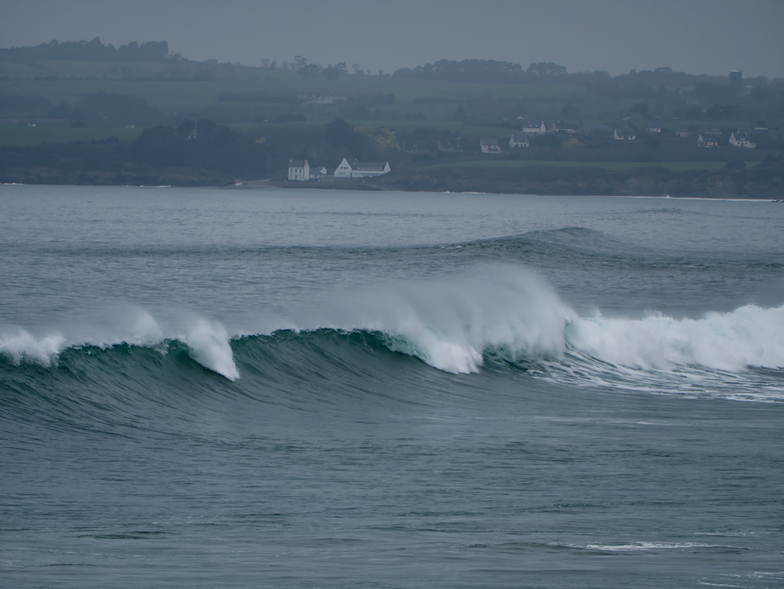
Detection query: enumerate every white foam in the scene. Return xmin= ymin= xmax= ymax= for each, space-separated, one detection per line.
xmin=568 ymin=305 xmax=784 ymax=372
xmin=281 ymin=266 xmax=783 ymax=401
xmin=1 ymin=310 xmax=240 ymax=382
xmin=0 ymin=330 xmax=67 ymax=366
xmin=583 ymin=542 xmax=719 ymax=552
xmin=182 ymin=318 xmax=240 ymax=381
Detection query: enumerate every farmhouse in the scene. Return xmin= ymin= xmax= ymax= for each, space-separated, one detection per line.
xmin=729 ymin=132 xmax=756 ymax=148
xmin=480 ymin=138 xmax=501 ymax=153
xmin=613 ymin=127 xmax=636 ymax=140
xmin=288 ymin=159 xmax=309 ymax=181
xmin=509 ymin=134 xmax=530 ymax=148
xmin=520 ymin=119 xmax=547 ymax=135
xmin=334 ymin=158 xmax=391 ymax=178
xmin=698 ymin=132 xmax=721 ymax=148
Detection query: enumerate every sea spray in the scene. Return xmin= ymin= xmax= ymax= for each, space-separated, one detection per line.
xmin=285 ymin=265 xmax=572 ymax=374
xmin=182 ymin=318 xmax=240 ymax=381
xmin=0 ymin=329 xmax=66 ymax=366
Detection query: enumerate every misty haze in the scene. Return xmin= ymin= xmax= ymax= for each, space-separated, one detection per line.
xmin=1 ymin=2 xmax=784 ymax=588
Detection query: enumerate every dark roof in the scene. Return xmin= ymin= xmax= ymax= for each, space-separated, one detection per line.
xmin=351 ymin=161 xmax=388 ymax=171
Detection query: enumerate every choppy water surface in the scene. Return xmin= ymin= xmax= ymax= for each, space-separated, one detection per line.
xmin=1 ymin=185 xmax=783 ymax=588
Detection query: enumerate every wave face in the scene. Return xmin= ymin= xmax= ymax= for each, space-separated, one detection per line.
xmin=2 ymin=266 xmax=783 ymax=403
xmin=3 ymin=188 xmax=784 ymax=589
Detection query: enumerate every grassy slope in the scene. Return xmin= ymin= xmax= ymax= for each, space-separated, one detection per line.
xmin=416 ymin=160 xmax=740 ymax=172
xmin=0 ymin=125 xmax=142 ymax=147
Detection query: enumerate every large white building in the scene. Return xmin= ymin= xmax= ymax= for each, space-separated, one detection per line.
xmin=288 ymin=159 xmax=309 ymax=181
xmin=334 ymin=158 xmax=391 ymax=178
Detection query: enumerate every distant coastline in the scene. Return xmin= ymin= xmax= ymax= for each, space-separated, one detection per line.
xmin=3 ymin=164 xmax=782 ymax=199
xmin=1 ymin=40 xmax=782 ymax=198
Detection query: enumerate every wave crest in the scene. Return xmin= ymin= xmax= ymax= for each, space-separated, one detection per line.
xmin=1 ymin=312 xmax=239 ymax=381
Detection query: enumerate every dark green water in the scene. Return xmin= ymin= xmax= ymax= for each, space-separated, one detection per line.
xmin=1 ymin=185 xmax=783 ymax=588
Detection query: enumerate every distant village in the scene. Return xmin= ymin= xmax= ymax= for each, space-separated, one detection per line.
xmin=481 ymin=114 xmax=765 ymax=155
xmin=289 ymin=113 xmax=763 ymax=182
xmin=475 ymin=114 xmax=765 ymax=153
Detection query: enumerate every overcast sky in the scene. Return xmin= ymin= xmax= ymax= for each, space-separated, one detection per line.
xmin=3 ymin=0 xmax=783 ymax=78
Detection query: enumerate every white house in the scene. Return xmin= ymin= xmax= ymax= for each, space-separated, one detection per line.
xmin=698 ymin=133 xmax=721 ymax=148
xmin=520 ymin=120 xmax=546 ymax=135
xmin=288 ymin=159 xmax=309 ymax=181
xmin=309 ymin=166 xmax=328 ymax=178
xmin=334 ymin=158 xmax=353 ymax=178
xmin=614 ymin=127 xmax=636 ymax=140
xmin=334 ymin=158 xmax=391 ymax=178
xmin=729 ymin=132 xmax=756 ymax=148
xmin=509 ymin=134 xmax=530 ymax=148
xmin=480 ymin=138 xmax=501 ymax=153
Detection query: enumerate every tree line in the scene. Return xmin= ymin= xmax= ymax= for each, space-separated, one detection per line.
xmin=0 ymin=118 xmax=268 ymax=185
xmin=0 ymin=38 xmax=170 ymax=63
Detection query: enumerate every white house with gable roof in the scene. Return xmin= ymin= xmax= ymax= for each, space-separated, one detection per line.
xmin=480 ymin=138 xmax=501 ymax=153
xmin=509 ymin=134 xmax=530 ymax=148
xmin=334 ymin=158 xmax=391 ymax=178
xmin=729 ymin=132 xmax=756 ymax=148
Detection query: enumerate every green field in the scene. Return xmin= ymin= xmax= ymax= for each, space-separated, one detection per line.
xmin=0 ymin=58 xmax=587 ymax=129
xmin=0 ymin=64 xmax=583 ymax=107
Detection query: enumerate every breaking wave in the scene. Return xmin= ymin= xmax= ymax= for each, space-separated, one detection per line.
xmin=1 ymin=266 xmax=782 ymax=400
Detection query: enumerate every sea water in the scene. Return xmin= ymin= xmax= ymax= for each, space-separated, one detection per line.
xmin=1 ymin=185 xmax=783 ymax=588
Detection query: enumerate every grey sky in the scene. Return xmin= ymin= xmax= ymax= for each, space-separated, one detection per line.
xmin=3 ymin=0 xmax=783 ymax=78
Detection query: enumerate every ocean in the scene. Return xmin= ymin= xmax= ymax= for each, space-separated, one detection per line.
xmin=1 ymin=184 xmax=783 ymax=588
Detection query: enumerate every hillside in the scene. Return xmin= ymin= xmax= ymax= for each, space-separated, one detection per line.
xmin=1 ymin=39 xmax=783 ymax=195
